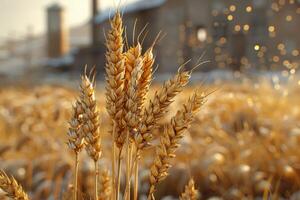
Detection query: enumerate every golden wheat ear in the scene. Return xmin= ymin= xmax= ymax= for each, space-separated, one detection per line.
xmin=180 ymin=179 xmax=200 ymax=200
xmin=136 ymin=70 xmax=191 ymax=152
xmin=79 ymin=71 xmax=102 ymax=162
xmin=148 ymin=91 xmax=206 ymax=199
xmin=78 ymin=68 xmax=102 ymax=200
xmin=105 ymin=10 xmax=126 ymax=148
xmin=124 ymin=43 xmax=142 ymax=89
xmin=0 ymin=170 xmax=29 ymax=200
xmin=123 ymin=43 xmax=143 ymax=135
xmin=66 ymin=99 xmax=85 ymax=200
xmin=136 ymin=47 xmax=155 ymax=115
xmin=67 ymin=100 xmax=84 ymax=154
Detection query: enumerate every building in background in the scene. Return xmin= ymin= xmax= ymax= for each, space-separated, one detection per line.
xmin=48 ymin=0 xmax=300 ymax=73
xmin=47 ymin=4 xmax=69 ymax=58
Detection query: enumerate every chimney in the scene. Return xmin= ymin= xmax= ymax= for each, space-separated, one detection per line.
xmin=47 ymin=4 xmax=69 ymax=58
xmin=92 ymin=0 xmax=100 ymax=47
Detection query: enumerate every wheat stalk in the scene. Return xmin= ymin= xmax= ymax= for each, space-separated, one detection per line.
xmin=79 ymin=72 xmax=102 ymax=200
xmin=0 ymin=170 xmax=29 ymax=200
xmin=148 ymin=92 xmax=206 ymax=199
xmin=80 ymin=73 xmax=102 ymax=162
xmin=124 ymin=56 xmax=144 ymax=200
xmin=104 ymin=11 xmax=127 ymax=200
xmin=67 ymin=100 xmax=85 ymax=200
xmin=180 ymin=179 xmax=199 ymax=200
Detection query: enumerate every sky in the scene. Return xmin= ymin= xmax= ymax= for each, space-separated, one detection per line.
xmin=0 ymin=0 xmax=137 ymax=43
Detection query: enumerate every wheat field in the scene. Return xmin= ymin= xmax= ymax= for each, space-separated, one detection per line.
xmin=1 ymin=11 xmax=300 ymax=200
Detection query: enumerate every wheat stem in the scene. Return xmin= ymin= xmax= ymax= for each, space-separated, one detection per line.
xmin=94 ymin=161 xmax=99 ymax=200
xmin=74 ymin=153 xmax=79 ymax=200
xmin=133 ymin=159 xmax=139 ymax=200
xmin=116 ymin=148 xmax=123 ymax=200
xmin=112 ymin=122 xmax=116 ymax=200
xmin=124 ymin=130 xmax=130 ymax=200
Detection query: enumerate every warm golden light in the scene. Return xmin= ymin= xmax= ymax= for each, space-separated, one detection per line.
xmin=292 ymin=50 xmax=299 ymax=56
xmin=229 ymin=5 xmax=236 ymax=12
xmin=197 ymin=27 xmax=207 ymax=42
xmin=277 ymin=43 xmax=285 ymax=50
xmin=243 ymin=24 xmax=250 ymax=31
xmin=254 ymin=44 xmax=260 ymax=51
xmin=227 ymin=15 xmax=233 ymax=21
xmin=273 ymin=56 xmax=280 ymax=62
xmin=268 ymin=26 xmax=275 ymax=32
xmin=234 ymin=25 xmax=241 ymax=32
xmin=246 ymin=6 xmax=252 ymax=12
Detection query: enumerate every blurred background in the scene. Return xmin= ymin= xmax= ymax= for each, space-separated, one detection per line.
xmin=1 ymin=1 xmax=300 ymax=200
xmin=0 ymin=0 xmax=299 ymax=85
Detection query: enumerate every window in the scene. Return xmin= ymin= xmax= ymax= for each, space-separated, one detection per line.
xmin=197 ymin=26 xmax=207 ymax=42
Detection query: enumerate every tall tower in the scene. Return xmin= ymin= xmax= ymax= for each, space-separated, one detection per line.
xmin=47 ymin=4 xmax=69 ymax=58
xmin=92 ymin=0 xmax=100 ymax=47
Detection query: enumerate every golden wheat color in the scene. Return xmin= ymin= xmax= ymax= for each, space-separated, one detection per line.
xmin=79 ymin=72 xmax=102 ymax=200
xmin=79 ymin=73 xmax=102 ymax=162
xmin=0 ymin=10 xmax=210 ymax=200
xmin=136 ymin=47 xmax=154 ymax=113
xmin=180 ymin=179 xmax=199 ymax=200
xmin=148 ymin=92 xmax=206 ymax=199
xmin=67 ymin=100 xmax=84 ymax=154
xmin=99 ymin=170 xmax=112 ymax=200
xmin=67 ymin=99 xmax=85 ymax=200
xmin=105 ymin=11 xmax=126 ymax=148
xmin=136 ymin=71 xmax=191 ymax=151
xmin=0 ymin=170 xmax=29 ymax=200
xmin=124 ymin=43 xmax=142 ymax=90
xmin=124 ymin=57 xmax=144 ymax=134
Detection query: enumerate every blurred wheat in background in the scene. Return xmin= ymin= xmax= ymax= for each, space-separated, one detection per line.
xmin=0 ymin=0 xmax=300 ymax=200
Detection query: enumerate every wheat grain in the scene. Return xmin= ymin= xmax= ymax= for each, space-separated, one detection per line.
xmin=137 ymin=47 xmax=154 ymax=115
xmin=148 ymin=92 xmax=206 ymax=199
xmin=0 ymin=170 xmax=29 ymax=200
xmin=105 ymin=11 xmax=126 ymax=148
xmin=124 ymin=57 xmax=144 ymax=135
xmin=67 ymin=100 xmax=84 ymax=154
xmin=124 ymin=43 xmax=142 ymax=90
xmin=180 ymin=179 xmax=199 ymax=200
